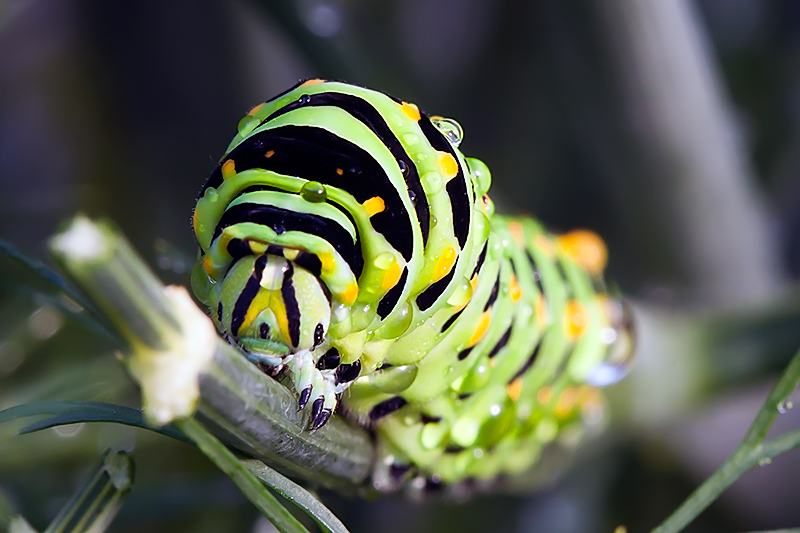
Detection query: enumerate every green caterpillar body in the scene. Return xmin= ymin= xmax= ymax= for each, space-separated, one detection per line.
xmin=192 ymin=80 xmax=633 ymax=491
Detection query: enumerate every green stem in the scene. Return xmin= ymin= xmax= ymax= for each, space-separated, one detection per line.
xmin=176 ymin=417 xmax=310 ymax=533
xmin=43 ymin=450 xmax=133 ymax=533
xmin=653 ymin=347 xmax=800 ymax=533
xmin=47 ymin=216 xmax=373 ymax=490
xmin=242 ymin=459 xmax=350 ymax=533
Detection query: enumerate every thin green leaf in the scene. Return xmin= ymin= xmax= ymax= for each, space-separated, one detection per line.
xmin=0 ymin=401 xmax=189 ymax=444
xmin=0 ymin=238 xmax=95 ymax=312
xmin=242 ymin=459 xmax=350 ymax=533
xmin=653 ymin=345 xmax=800 ymax=533
xmin=176 ymin=417 xmax=310 ymax=533
xmin=0 ymin=238 xmax=119 ymax=342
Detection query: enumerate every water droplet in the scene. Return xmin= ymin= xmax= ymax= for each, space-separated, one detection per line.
xmin=778 ymin=400 xmax=793 ymax=414
xmin=53 ymin=423 xmax=85 ymax=438
xmin=489 ymin=404 xmax=501 ymax=417
xmin=299 ymin=94 xmax=312 ymax=105
xmin=373 ymin=252 xmax=395 ymax=270
xmin=421 ymin=171 xmax=443 ymax=194
xmin=204 ymin=188 xmax=219 ymax=202
xmin=237 ymin=115 xmax=259 ymax=136
xmin=300 ymin=181 xmax=327 ymax=203
xmin=274 ymin=224 xmax=286 ymax=234
xmin=408 ymin=189 xmax=417 ymax=206
xmin=431 ymin=116 xmax=464 ymax=147
xmin=398 ymin=159 xmax=408 ymax=175
xmin=758 ymin=457 xmax=772 ymax=467
xmin=447 ymin=278 xmax=473 ymax=307
xmin=403 ymin=133 xmax=419 ymax=145
xmin=466 ymin=157 xmax=492 ymax=196
xmin=332 ymin=303 xmax=350 ymax=323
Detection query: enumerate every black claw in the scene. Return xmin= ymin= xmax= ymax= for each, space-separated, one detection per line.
xmin=298 ymin=386 xmax=312 ymax=411
xmin=310 ymin=397 xmax=324 ymax=422
xmin=310 ymin=408 xmax=332 ymax=430
xmin=335 ymin=360 xmax=361 ymax=384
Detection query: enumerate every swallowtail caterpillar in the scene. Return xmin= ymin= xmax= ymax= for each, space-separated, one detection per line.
xmin=191 ymin=80 xmax=634 ymax=490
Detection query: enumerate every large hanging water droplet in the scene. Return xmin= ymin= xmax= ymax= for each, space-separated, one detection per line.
xmin=431 ymin=116 xmax=464 ymax=147
xmin=300 ymin=181 xmax=327 ymax=203
xmin=398 ymin=159 xmax=408 ymax=175
xmin=299 ymin=94 xmax=312 ymax=105
xmin=585 ymin=301 xmax=635 ymax=387
xmin=408 ymin=189 xmax=417 ymax=206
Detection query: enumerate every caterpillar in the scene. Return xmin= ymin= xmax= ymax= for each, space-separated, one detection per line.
xmin=191 ymin=80 xmax=633 ymax=491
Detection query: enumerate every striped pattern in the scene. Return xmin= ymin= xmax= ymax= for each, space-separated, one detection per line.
xmin=192 ymin=80 xmax=634 ymax=494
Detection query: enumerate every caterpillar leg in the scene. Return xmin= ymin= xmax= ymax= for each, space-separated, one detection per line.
xmin=289 ymin=350 xmax=337 ymax=430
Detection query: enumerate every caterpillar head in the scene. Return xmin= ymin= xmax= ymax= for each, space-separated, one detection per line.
xmin=211 ymin=254 xmax=330 ymax=360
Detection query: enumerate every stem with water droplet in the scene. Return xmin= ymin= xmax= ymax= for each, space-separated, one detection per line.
xmin=652 ymin=346 xmax=800 ymax=533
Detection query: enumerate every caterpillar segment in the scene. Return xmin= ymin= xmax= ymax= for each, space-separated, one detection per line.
xmin=192 ymin=80 xmax=634 ymax=490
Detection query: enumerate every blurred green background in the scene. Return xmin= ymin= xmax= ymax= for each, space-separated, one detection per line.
xmin=3 ymin=0 xmax=800 ymax=531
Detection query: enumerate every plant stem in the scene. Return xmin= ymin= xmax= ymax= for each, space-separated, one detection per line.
xmin=43 ymin=449 xmax=133 ymax=533
xmin=177 ymin=417 xmax=310 ymax=533
xmin=242 ymin=459 xmax=350 ymax=533
xmin=653 ymin=346 xmax=800 ymax=533
xmin=47 ymin=217 xmax=373 ymax=490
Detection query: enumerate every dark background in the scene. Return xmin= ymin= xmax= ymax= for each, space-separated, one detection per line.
xmin=2 ymin=1 xmax=800 ymax=531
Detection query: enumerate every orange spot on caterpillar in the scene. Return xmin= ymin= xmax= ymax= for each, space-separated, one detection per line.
xmin=399 ymin=101 xmax=420 ymax=121
xmin=342 ymin=284 xmax=359 ymax=305
xmin=265 ymin=150 xmax=275 ymax=158
xmin=203 ymin=255 xmax=215 ymax=277
xmin=434 ymin=246 xmax=457 ymax=281
xmin=382 ymin=262 xmax=403 ymax=291
xmin=192 ymin=208 xmax=200 ymax=235
xmin=557 ymin=230 xmax=608 ymax=276
xmin=537 ymin=386 xmax=552 ymax=405
xmin=555 ymin=387 xmax=580 ymax=418
xmin=468 ymin=310 xmax=492 ymax=346
xmin=507 ymin=379 xmax=523 ymax=401
xmin=508 ymin=222 xmax=524 ymax=244
xmin=436 ymin=152 xmax=458 ymax=179
xmin=564 ymin=300 xmax=588 ymax=339
xmin=336 ymin=168 xmax=344 ymax=176
xmin=319 ymin=252 xmax=336 ymax=274
xmin=302 ymin=79 xmax=325 ymax=86
xmin=221 ymin=159 xmax=236 ymax=179
xmin=248 ymin=103 xmax=265 ymax=116
xmin=470 ymin=274 xmax=479 ymax=294
xmin=363 ymin=196 xmax=385 ymax=217
xmin=510 ymin=275 xmax=522 ymax=302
